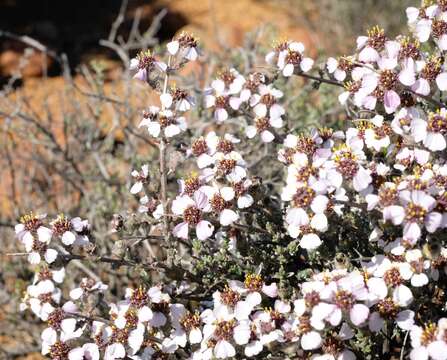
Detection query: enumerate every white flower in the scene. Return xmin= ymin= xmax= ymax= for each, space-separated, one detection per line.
xmin=172 ymin=191 xmax=214 ymax=240
xmin=27 ymin=280 xmax=62 ymax=320
xmin=385 ymin=190 xmax=439 ymax=242
xmin=422 ymin=110 xmax=447 ymax=151
xmin=167 ymin=32 xmax=199 ymax=61
xmin=50 ymin=215 xmax=90 ymax=246
xmin=204 ymin=69 xmax=245 ymax=122
xmin=250 ymin=84 xmax=285 ymax=119
xmin=170 ymin=304 xmax=202 ymax=346
xmin=139 ymin=107 xmax=187 ymax=138
xmin=130 ymin=51 xmax=167 ymax=81
xmin=201 ymin=185 xmax=239 ymax=226
xmin=139 ymin=196 xmax=164 ymax=219
xmin=70 ymin=278 xmax=108 ymax=300
xmin=401 ymin=249 xmax=430 ymax=287
xmin=68 ymin=343 xmax=100 ymax=360
xmin=104 ymin=342 xmax=126 ymax=360
xmin=15 ymin=213 xmax=51 ymax=243
xmin=246 ymin=116 xmax=283 ymax=143
xmin=201 ymin=307 xmax=236 ymax=359
xmin=326 ymin=56 xmax=353 ymax=81
xmin=130 ymin=164 xmax=149 ymax=194
xmin=410 ymin=322 xmax=447 ymax=360
xmin=214 ymin=151 xmax=247 ymax=183
xmin=274 ymin=41 xmax=313 ymax=76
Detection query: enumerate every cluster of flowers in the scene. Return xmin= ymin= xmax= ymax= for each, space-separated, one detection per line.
xmin=129 ymin=32 xmax=201 ymax=219
xmin=171 ymin=130 xmax=255 ymax=241
xmin=15 ymin=1 xmax=447 ymax=359
xmin=15 ymin=213 xmax=90 ymax=265
xmin=18 ymin=213 xmax=447 ymax=360
xmin=331 ymin=12 xmax=447 ymax=122
xmin=205 ymin=69 xmax=287 ymax=143
xmin=278 ymin=113 xmax=447 ymax=250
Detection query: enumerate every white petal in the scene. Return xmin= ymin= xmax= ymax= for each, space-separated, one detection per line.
xmin=301 ymin=331 xmax=322 ymax=350
xmin=311 ymin=195 xmax=329 ymax=213
xmin=105 ymin=343 xmax=126 ymax=360
xmin=353 ymin=167 xmax=372 ymax=191
xmin=359 ymin=47 xmax=379 ymax=63
xmin=128 ymin=327 xmax=144 ymax=354
xmin=286 ymin=208 xmax=309 ymax=226
xmin=436 ymin=72 xmax=447 ymax=91
xmin=37 ymin=227 xmax=52 ymax=243
xmin=393 ymin=284 xmax=413 ymax=306
xmin=262 ymin=283 xmax=278 ymax=298
xmin=147 ymin=122 xmax=161 ymax=137
xmin=310 ymin=213 xmax=328 ymax=232
xmin=172 ymin=222 xmax=189 ymax=239
xmin=234 ymin=300 xmax=252 ymax=320
xmin=164 ymin=124 xmax=181 ymax=138
xmin=221 ymin=187 xmax=235 ymax=201
xmin=219 ymin=209 xmax=239 ymax=226
xmin=138 ymin=306 xmax=153 ymax=322
xmin=62 ymin=231 xmax=76 ymax=245
xmin=229 ymin=97 xmax=242 ymax=110
xmin=237 ymin=194 xmax=253 ymax=209
xmin=411 ymin=273 xmax=428 ymax=287
xmin=68 ymin=348 xmax=84 ymax=360
xmin=349 ymin=304 xmax=369 ymax=326
xmin=282 ymin=63 xmax=294 ymax=77
xmin=416 ymin=19 xmax=432 ymax=42
xmin=214 ymin=340 xmax=235 ymax=359
xmin=215 ymin=108 xmax=228 ymax=122
xmin=167 ymin=40 xmax=179 ymax=55
xmin=41 ymin=327 xmax=57 ymax=344
xmin=44 ymin=249 xmax=58 ymax=264
xmin=246 ymin=126 xmax=257 ymax=139
xmin=300 ymin=233 xmax=322 ymax=250
xmin=160 ymin=93 xmax=173 ymax=109
xmin=246 ymin=292 xmax=262 ymax=307
xmin=368 ymin=312 xmax=384 ymax=332
xmin=233 ymin=321 xmax=251 ymax=345
xmin=211 ymin=79 xmax=225 ymax=94
xmin=396 ymin=310 xmax=414 ymax=330
xmin=300 ymin=58 xmax=314 ymax=72
xmin=261 ymin=130 xmax=275 ymax=143
xmin=28 ymin=252 xmax=41 ymax=264
xmin=189 ymin=328 xmax=202 ymax=344
xmin=196 ymin=220 xmax=214 ymax=240
xmin=269 ymin=116 xmax=283 ymax=128
xmin=197 ymin=153 xmax=214 ymax=169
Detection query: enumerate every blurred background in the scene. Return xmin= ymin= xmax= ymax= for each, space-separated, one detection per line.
xmin=0 ymin=0 xmax=417 ymax=358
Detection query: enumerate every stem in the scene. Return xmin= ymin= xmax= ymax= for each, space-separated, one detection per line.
xmin=406 ymin=88 xmax=444 ymax=109
xmin=66 ymin=312 xmax=162 ymax=344
xmin=232 ymin=222 xmax=270 ymax=235
xmin=350 ymin=61 xmax=444 ymax=108
xmin=400 ymin=330 xmax=409 ymax=360
xmin=294 ymin=71 xmax=344 ymax=88
xmin=59 ymin=253 xmax=164 ymax=272
xmin=159 ymin=56 xmax=173 ymax=260
xmin=294 ymin=65 xmax=445 ymax=109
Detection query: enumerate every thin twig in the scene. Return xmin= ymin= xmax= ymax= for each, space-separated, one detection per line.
xmin=400 ymin=330 xmax=410 ymax=360
xmin=108 ymin=0 xmax=128 ymax=42
xmin=159 ymin=57 xmax=173 ymax=259
xmin=294 ymin=71 xmax=344 ymax=87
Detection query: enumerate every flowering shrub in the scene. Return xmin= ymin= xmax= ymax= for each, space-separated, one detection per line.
xmin=14 ymin=2 xmax=447 ymax=359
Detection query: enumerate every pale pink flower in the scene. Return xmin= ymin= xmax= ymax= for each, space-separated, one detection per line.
xmin=172 ymin=191 xmax=214 ymax=240
xmin=167 ymin=32 xmax=199 ymax=61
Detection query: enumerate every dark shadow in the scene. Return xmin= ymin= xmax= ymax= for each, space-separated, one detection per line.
xmin=0 ymin=0 xmax=188 ymax=85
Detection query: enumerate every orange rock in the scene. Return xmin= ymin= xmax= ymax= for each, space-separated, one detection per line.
xmin=0 ymin=49 xmax=53 ymax=78
xmin=155 ymin=0 xmax=317 ymax=55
